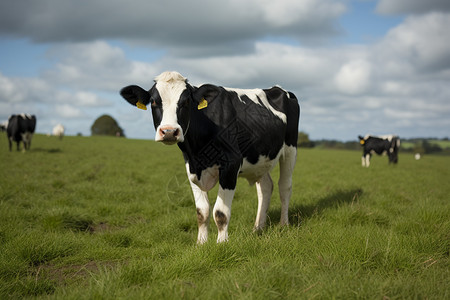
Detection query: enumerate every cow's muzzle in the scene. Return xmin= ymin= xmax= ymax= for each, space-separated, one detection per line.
xmin=156 ymin=125 xmax=183 ymax=144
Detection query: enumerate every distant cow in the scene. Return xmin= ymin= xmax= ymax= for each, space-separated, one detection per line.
xmin=0 ymin=121 xmax=7 ymax=132
xmin=53 ymin=124 xmax=65 ymax=139
xmin=358 ymin=135 xmax=400 ymax=167
xmin=6 ymin=114 xmax=37 ymax=152
xmin=121 ymin=71 xmax=300 ymax=243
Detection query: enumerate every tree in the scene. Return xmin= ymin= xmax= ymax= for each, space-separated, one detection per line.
xmin=91 ymin=115 xmax=125 ymax=137
xmin=411 ymin=139 xmax=443 ymax=155
xmin=298 ymin=131 xmax=315 ymax=148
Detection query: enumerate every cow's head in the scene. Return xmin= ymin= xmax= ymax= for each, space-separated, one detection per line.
xmin=358 ymin=135 xmax=366 ymax=145
xmin=120 ymin=71 xmax=193 ymax=145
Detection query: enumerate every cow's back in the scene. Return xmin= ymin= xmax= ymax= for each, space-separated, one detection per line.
xmin=223 ymin=86 xmax=298 ymax=163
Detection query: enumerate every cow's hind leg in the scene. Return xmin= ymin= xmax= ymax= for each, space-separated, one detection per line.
xmin=254 ymin=172 xmax=273 ymax=232
xmin=278 ymin=145 xmax=297 ymax=226
xmin=188 ymin=180 xmax=210 ymax=244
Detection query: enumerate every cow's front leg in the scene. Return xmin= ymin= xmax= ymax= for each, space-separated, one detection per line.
xmin=365 ymin=154 xmax=371 ymax=167
xmin=188 ymin=180 xmax=210 ymax=244
xmin=214 ymin=163 xmax=239 ymax=242
xmin=213 ymin=185 xmax=236 ymax=243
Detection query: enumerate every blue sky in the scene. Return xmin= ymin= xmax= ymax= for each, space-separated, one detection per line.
xmin=1 ymin=0 xmax=449 ymax=141
xmin=339 ymin=1 xmax=403 ymax=43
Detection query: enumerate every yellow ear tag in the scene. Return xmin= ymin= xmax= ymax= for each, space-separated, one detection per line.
xmin=198 ymin=98 xmax=208 ymax=110
xmin=136 ymin=101 xmax=147 ymax=110
xmin=360 ymin=140 xmax=365 ymax=145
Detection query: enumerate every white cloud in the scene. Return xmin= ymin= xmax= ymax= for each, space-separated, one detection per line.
xmin=376 ymin=0 xmax=450 ymax=15
xmin=44 ymin=41 xmax=134 ymax=91
xmin=0 ymin=73 xmax=18 ymax=101
xmin=54 ymin=104 xmax=83 ymax=118
xmin=376 ymin=13 xmax=450 ymax=73
xmin=0 ymin=73 xmax=52 ymax=105
xmin=0 ymin=0 xmax=347 ymax=54
xmin=73 ymin=91 xmax=107 ymax=107
xmin=334 ymin=59 xmax=372 ymax=95
xmin=246 ymin=0 xmax=346 ymax=29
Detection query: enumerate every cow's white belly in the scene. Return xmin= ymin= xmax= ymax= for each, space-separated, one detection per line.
xmin=21 ymin=132 xmax=33 ymax=143
xmin=187 ymin=164 xmax=219 ymax=192
xmin=239 ymin=151 xmax=282 ymax=185
xmin=186 ymin=149 xmax=282 ymax=190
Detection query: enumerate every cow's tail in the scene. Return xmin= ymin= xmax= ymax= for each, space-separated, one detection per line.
xmin=285 ymin=92 xmax=300 ymax=147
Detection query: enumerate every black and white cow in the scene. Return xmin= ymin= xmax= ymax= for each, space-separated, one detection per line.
xmin=358 ymin=135 xmax=400 ymax=167
xmin=0 ymin=121 xmax=7 ymax=132
xmin=6 ymin=114 xmax=37 ymax=152
xmin=121 ymin=71 xmax=300 ymax=243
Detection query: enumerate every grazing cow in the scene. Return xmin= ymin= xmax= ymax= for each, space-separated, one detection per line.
xmin=358 ymin=135 xmax=400 ymax=167
xmin=53 ymin=124 xmax=65 ymax=139
xmin=0 ymin=121 xmax=7 ymax=132
xmin=120 ymin=71 xmax=300 ymax=243
xmin=6 ymin=114 xmax=37 ymax=152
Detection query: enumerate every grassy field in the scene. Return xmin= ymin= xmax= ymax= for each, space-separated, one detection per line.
xmin=1 ymin=134 xmax=449 ymax=299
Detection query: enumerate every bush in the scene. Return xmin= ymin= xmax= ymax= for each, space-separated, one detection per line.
xmin=91 ymin=115 xmax=125 ymax=137
xmin=298 ymin=131 xmax=315 ymax=148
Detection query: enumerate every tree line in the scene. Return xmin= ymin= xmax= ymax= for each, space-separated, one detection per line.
xmin=89 ymin=116 xmax=449 ymax=155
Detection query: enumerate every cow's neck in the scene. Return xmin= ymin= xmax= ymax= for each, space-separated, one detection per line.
xmin=177 ymin=103 xmax=215 ymax=166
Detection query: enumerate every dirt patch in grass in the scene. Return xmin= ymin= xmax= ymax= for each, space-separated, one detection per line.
xmin=35 ymin=261 xmax=119 ymax=285
xmin=90 ymin=222 xmax=119 ymax=233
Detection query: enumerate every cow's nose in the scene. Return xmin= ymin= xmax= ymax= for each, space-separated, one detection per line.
xmin=158 ymin=126 xmax=181 ymax=144
xmin=161 ymin=128 xmax=179 ymax=138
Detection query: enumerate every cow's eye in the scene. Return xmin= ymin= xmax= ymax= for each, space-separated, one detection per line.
xmin=149 ymin=87 xmax=162 ymax=108
xmin=151 ymin=98 xmax=162 ymax=107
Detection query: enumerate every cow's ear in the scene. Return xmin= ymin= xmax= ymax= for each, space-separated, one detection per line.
xmin=120 ymin=85 xmax=150 ymax=107
xmin=193 ymin=84 xmax=219 ymax=104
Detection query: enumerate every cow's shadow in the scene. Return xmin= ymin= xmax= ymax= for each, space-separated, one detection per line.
xmin=31 ymin=147 xmax=62 ymax=153
xmin=267 ymin=188 xmax=363 ymax=226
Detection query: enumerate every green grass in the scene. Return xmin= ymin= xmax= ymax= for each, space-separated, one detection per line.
xmin=1 ymin=134 xmax=449 ymax=299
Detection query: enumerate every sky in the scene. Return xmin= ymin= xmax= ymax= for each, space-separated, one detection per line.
xmin=1 ymin=0 xmax=449 ymax=141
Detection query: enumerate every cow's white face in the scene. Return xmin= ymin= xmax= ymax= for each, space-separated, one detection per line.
xmin=152 ymin=71 xmax=188 ymax=144
xmin=120 ymin=71 xmax=192 ymax=145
